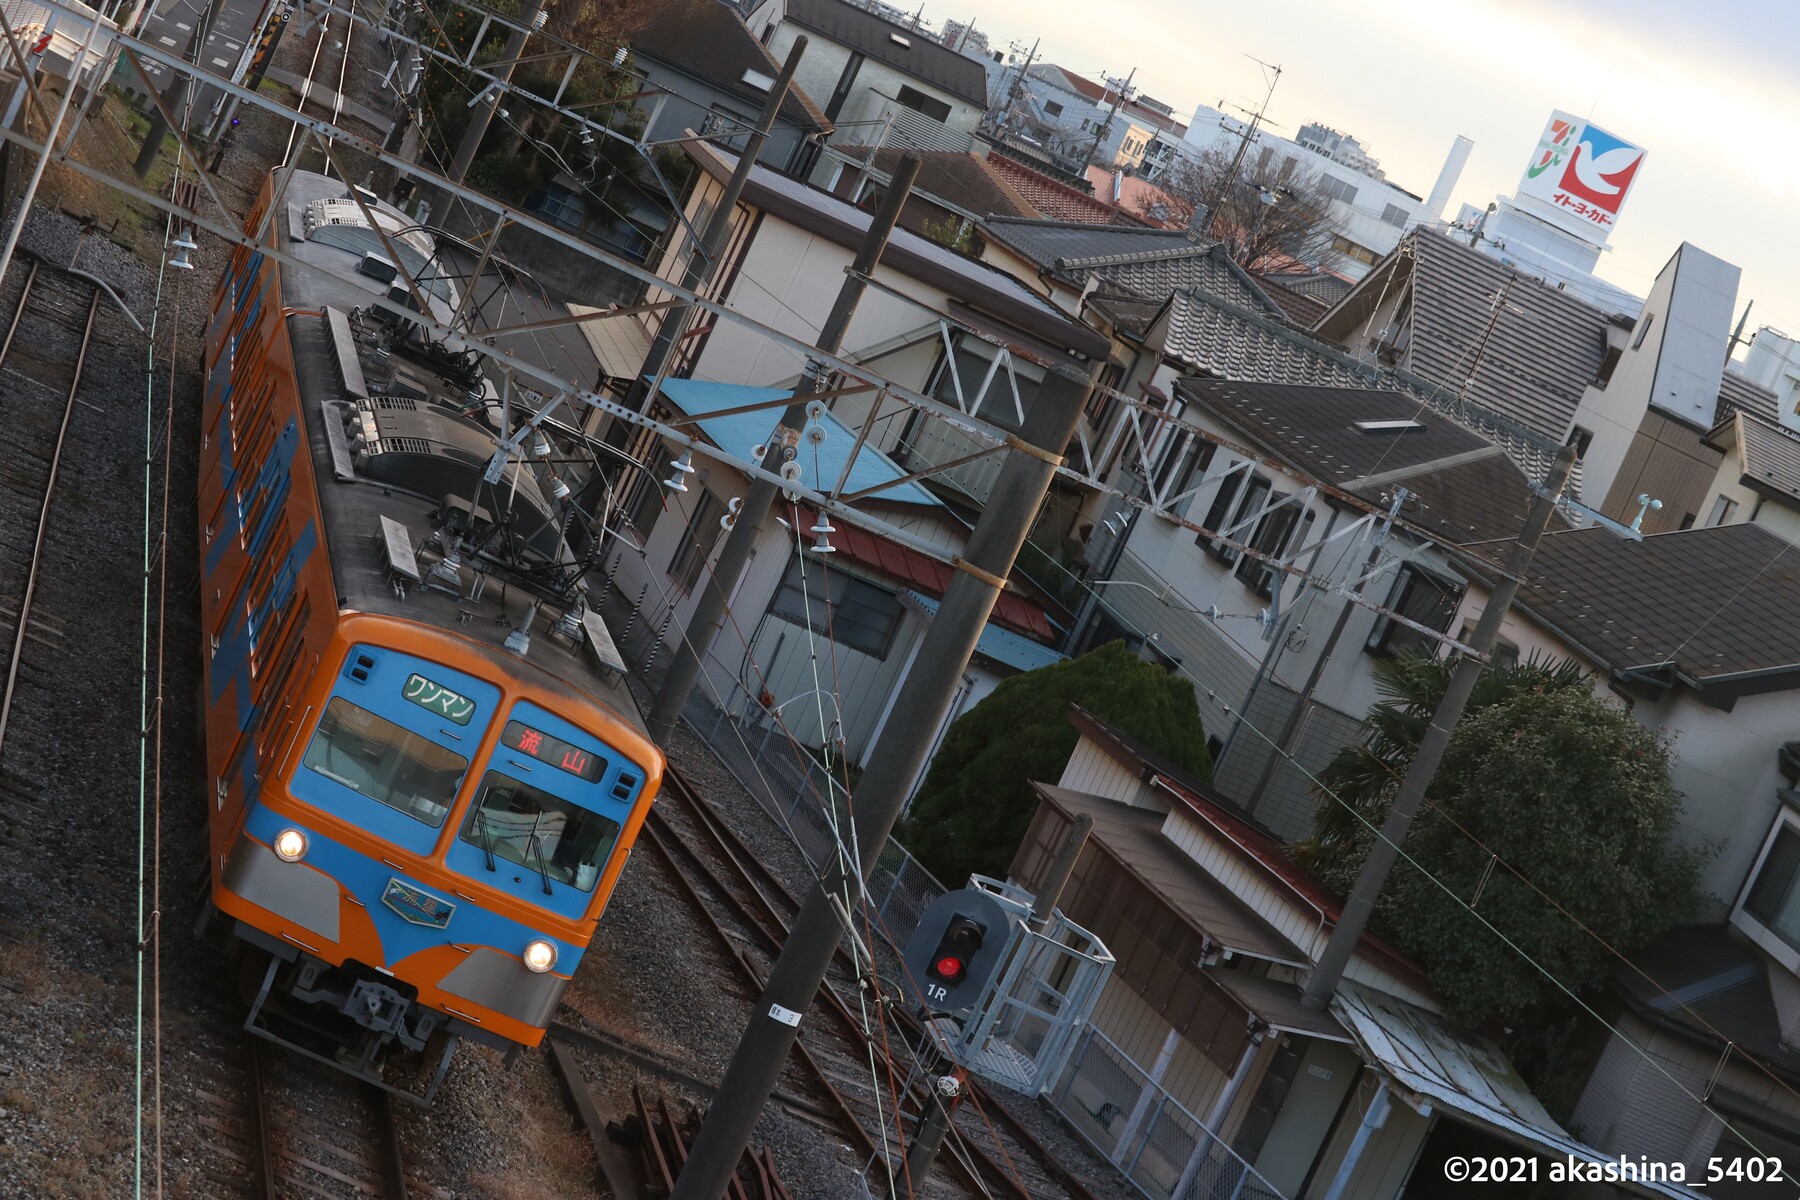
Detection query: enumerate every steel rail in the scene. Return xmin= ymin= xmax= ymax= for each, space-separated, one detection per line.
xmin=0 ymin=281 xmax=98 ymax=765
xmin=664 ymin=766 xmax=1108 ymax=1200
xmin=650 ymin=772 xmax=1070 ymax=1200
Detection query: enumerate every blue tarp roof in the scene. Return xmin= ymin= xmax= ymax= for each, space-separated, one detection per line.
xmin=656 ymin=379 xmax=942 ymax=509
xmin=905 ymin=591 xmax=1064 ymax=674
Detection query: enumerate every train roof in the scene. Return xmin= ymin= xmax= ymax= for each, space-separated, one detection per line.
xmin=274 ymin=172 xmax=646 ymax=734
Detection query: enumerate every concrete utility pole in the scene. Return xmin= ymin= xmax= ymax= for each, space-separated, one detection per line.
xmin=1087 ymin=66 xmax=1134 ymax=168
xmin=1300 ymin=445 xmax=1577 ymax=1011
xmin=643 ymin=153 xmax=921 ymax=746
xmin=1209 ymin=61 xmax=1281 ymax=240
xmin=989 ymin=37 xmax=1035 ymax=138
xmin=666 ymin=365 xmax=1100 ymax=1200
xmin=446 ymin=0 xmax=546 ymax=184
xmin=623 ymin=38 xmax=807 ymax=415
xmin=1244 ymin=488 xmax=1406 ymax=816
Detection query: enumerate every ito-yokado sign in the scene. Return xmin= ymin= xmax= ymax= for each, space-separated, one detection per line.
xmin=1516 ymin=109 xmax=1646 ymax=247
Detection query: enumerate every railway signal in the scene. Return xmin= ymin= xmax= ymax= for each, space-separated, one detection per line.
xmin=901 ymin=889 xmax=1019 ymax=1019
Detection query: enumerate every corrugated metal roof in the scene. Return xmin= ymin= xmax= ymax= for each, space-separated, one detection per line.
xmin=656 ymin=379 xmax=941 ymax=508
xmin=1333 ymin=981 xmax=1695 ymax=1199
xmin=903 ymin=591 xmax=1063 ymax=673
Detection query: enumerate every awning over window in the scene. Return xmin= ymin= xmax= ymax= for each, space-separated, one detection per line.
xmin=1332 ymin=981 xmax=1699 ymax=1199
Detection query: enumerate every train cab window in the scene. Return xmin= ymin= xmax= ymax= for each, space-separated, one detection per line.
xmin=459 ymin=772 xmax=621 ymax=893
xmin=301 ymin=697 xmax=468 ymax=827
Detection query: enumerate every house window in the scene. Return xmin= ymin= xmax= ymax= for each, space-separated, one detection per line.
xmin=1319 ymin=175 xmax=1358 ymax=205
xmin=1044 ymin=100 xmax=1063 ymax=118
xmin=1594 ymin=344 xmax=1623 ymax=389
xmin=1457 ymin=621 xmax=1519 ymax=668
xmin=669 ymin=489 xmax=725 ymax=594
xmin=930 ymin=337 xmax=1044 ymax=433
xmin=1367 ymin=564 xmax=1462 ymax=658
xmin=1566 ymin=425 xmax=1594 ymax=459
xmin=1379 ymin=203 xmax=1408 ymax=227
xmin=768 ymin=556 xmax=904 ymax=659
xmin=1745 ymin=824 xmax=1800 ymax=951
xmin=705 ymin=104 xmax=754 ymax=151
xmin=1200 ymin=469 xmax=1270 ymax=564
xmin=1234 ymin=497 xmax=1312 ymax=599
xmin=895 ymin=85 xmax=952 ymax=123
xmin=1632 ymin=312 xmax=1656 ymax=350
xmin=1331 ymin=234 xmax=1377 ymax=265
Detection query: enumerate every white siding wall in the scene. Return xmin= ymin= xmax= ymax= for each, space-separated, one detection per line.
xmin=1159 ymin=806 xmax=1438 ymax=1009
xmin=1057 ymin=734 xmax=1165 ymax=809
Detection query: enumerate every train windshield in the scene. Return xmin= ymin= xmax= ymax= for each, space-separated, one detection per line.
xmin=458 ymin=772 xmax=621 ymax=893
xmin=301 ymin=697 xmax=468 ymax=828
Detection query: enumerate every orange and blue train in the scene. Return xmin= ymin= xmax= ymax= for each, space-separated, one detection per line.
xmin=198 ymin=167 xmax=662 ymax=1099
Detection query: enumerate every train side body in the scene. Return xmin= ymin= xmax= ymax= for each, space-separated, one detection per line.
xmin=199 ymin=175 xmax=661 ymax=1083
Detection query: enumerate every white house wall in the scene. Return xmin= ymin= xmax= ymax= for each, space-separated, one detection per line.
xmin=765 ymin=20 xmax=982 ymax=151
xmin=1057 ymin=736 xmax=1166 ymax=809
xmin=1299 ymin=1070 xmax=1432 ymax=1200
xmin=1450 ymin=587 xmax=1793 ymax=917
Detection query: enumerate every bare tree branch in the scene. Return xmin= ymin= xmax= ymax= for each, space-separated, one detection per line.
xmin=1160 ymin=146 xmax=1344 ymax=275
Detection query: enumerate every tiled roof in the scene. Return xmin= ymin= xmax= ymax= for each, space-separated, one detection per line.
xmin=864 ymin=148 xmax=1037 ymax=220
xmin=1494 ymin=521 xmax=1800 ymax=685
xmin=1614 ymin=925 xmax=1800 ymax=1077
xmin=1262 ymin=270 xmax=1355 ymax=307
xmin=631 ymin=0 xmax=830 ymax=133
xmin=1718 ymin=369 xmax=1780 ymax=425
xmin=1256 ymin=276 xmax=1330 ymax=327
xmin=1317 ymin=230 xmax=1613 ymax=442
xmin=1163 ymin=289 xmax=1368 ymax=388
xmin=1708 ymin=410 xmax=1800 ymax=504
xmin=784 ymin=0 xmax=988 ymax=107
xmin=982 ymin=215 xmax=1193 ymax=267
xmin=1178 ymin=378 xmax=1549 ymax=545
xmin=1083 ymin=166 xmax=1191 ymax=229
xmin=1161 ymin=288 xmax=1581 ymax=490
xmin=984 ymin=155 xmax=1153 ymax=227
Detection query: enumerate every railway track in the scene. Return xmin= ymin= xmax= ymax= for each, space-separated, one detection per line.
xmin=188 ymin=1017 xmax=433 ymax=1199
xmin=0 ymin=258 xmax=96 ymax=764
xmin=643 ymin=767 xmax=1107 ymax=1200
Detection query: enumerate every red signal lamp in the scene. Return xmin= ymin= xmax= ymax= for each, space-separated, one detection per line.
xmin=933 ymin=955 xmax=967 ymax=982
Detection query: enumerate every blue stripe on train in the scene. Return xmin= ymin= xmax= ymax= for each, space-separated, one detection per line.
xmin=238 ymin=803 xmax=582 ymax=974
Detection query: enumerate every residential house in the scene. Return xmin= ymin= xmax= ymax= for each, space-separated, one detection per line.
xmin=753 ymin=0 xmax=989 ymax=169
xmin=1084 ymin=165 xmax=1192 ymax=229
xmin=599 ymin=378 xmax=1062 ymax=774
xmin=606 ymin=140 xmax=1113 ymax=762
xmin=1443 ymin=521 xmax=1800 ymax=1182
xmin=1315 ymin=233 xmax=1779 ymax=533
xmin=997 ymin=64 xmax=1190 ymax=178
xmin=1699 ymin=411 xmax=1800 ymax=541
xmin=1016 ymin=708 xmax=1688 ymax=1200
xmin=626 ymin=0 xmax=832 ymax=182
xmin=1071 ymin=376 xmax=1551 ymax=840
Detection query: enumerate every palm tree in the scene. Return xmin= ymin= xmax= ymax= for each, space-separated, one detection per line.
xmin=1294 ymin=651 xmax=1591 ymax=874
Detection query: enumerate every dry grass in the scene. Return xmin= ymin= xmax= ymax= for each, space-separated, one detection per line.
xmin=463 ymin=1053 xmax=607 ymax=1200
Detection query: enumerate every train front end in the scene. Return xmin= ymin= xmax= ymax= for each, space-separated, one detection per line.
xmin=218 ymin=619 xmax=661 ymax=1100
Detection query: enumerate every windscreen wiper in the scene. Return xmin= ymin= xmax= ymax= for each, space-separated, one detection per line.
xmin=472 ymin=806 xmax=497 ymax=872
xmin=524 ymin=830 xmax=554 ymax=896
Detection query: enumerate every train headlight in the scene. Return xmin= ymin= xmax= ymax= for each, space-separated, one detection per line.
xmin=522 ymin=939 xmax=558 ymax=974
xmin=272 ymin=828 xmax=309 ymax=863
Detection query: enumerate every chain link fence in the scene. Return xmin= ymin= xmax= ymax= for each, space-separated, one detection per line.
xmin=1052 ymin=1028 xmax=1288 ymax=1200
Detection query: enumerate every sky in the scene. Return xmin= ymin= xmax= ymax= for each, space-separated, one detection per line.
xmin=933 ymin=0 xmax=1800 ymax=347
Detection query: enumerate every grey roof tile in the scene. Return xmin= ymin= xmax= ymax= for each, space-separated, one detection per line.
xmin=1719 ymin=370 xmax=1780 ymax=424
xmin=1499 ymin=521 xmax=1800 ymax=681
xmin=1178 ymin=378 xmax=1546 ymax=545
